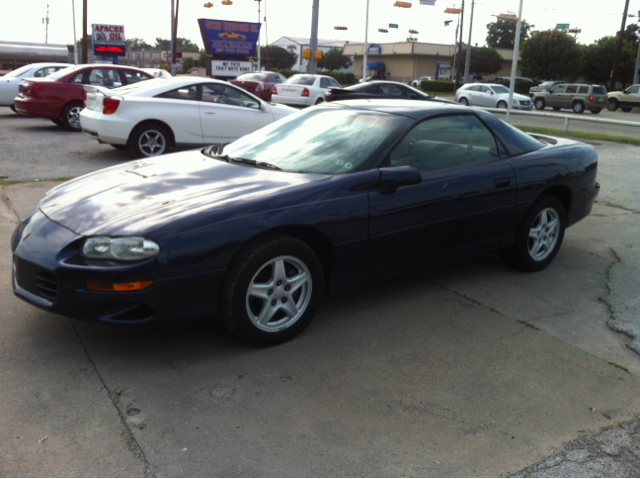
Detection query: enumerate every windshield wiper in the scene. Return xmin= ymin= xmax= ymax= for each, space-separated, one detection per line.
xmin=256 ymin=161 xmax=282 ymax=171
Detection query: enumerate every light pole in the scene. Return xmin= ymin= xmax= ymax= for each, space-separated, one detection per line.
xmin=463 ymin=0 xmax=475 ymax=82
xmin=72 ymin=0 xmax=78 ymax=64
xmin=308 ymin=0 xmax=319 ymax=74
xmin=256 ymin=0 xmax=261 ymax=71
xmin=362 ymin=0 xmax=370 ymax=81
xmin=503 ymin=1 xmax=524 ymax=123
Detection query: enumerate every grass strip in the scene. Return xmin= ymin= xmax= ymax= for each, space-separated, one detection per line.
xmin=515 ymin=125 xmax=640 ymax=146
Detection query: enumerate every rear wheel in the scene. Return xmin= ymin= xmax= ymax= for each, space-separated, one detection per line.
xmin=572 ymin=101 xmax=585 ymax=114
xmin=61 ymin=101 xmax=83 ymax=131
xmin=130 ymin=123 xmax=171 ymax=157
xmin=534 ymin=98 xmax=545 ymax=110
xmin=621 ymin=107 xmax=632 ymax=113
xmin=315 ymin=97 xmax=324 ymax=105
xmin=499 ymin=195 xmax=566 ymax=272
xmin=459 ymin=97 xmax=469 ymax=106
xmin=221 ymin=235 xmax=324 ymax=346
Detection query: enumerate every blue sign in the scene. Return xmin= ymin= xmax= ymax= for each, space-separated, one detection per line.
xmin=368 ymin=43 xmax=382 ymax=55
xmin=198 ymin=18 xmax=261 ymax=57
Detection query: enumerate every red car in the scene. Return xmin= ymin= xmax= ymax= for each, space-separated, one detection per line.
xmin=14 ymin=64 xmax=154 ymax=131
xmin=230 ymin=71 xmax=287 ymax=102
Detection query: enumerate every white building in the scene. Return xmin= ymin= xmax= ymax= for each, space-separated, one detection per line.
xmin=270 ymin=36 xmax=354 ymax=72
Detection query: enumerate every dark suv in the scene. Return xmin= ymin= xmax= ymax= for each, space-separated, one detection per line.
xmin=533 ymin=84 xmax=607 ymax=114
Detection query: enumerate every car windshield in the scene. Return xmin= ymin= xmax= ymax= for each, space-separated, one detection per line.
xmin=47 ymin=65 xmax=78 ymax=79
xmin=221 ymin=107 xmax=413 ymax=174
xmin=4 ymin=64 xmax=33 ymax=78
xmin=237 ymin=73 xmax=268 ymax=82
xmin=285 ymin=75 xmax=315 ymax=86
xmin=491 ymin=85 xmax=510 ymax=94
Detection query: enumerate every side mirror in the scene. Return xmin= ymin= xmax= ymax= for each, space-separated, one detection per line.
xmin=624 ymin=90 xmax=630 ymax=94
xmin=377 ymin=166 xmax=422 ymax=192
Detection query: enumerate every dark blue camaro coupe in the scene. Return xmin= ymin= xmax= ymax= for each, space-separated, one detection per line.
xmin=12 ymin=100 xmax=599 ymax=345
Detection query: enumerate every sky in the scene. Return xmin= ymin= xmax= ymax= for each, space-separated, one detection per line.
xmin=1 ymin=0 xmax=638 ymax=51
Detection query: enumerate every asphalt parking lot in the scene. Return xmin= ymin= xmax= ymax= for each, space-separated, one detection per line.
xmin=1 ymin=109 xmax=640 ymax=476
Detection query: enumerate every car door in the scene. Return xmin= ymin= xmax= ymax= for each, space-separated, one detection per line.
xmin=546 ymin=84 xmax=566 ymax=107
xmin=620 ymin=85 xmax=640 ymax=108
xmin=199 ymin=82 xmax=274 ymax=143
xmin=475 ymin=85 xmax=493 ymax=106
xmin=153 ymin=83 xmax=205 ymax=145
xmin=367 ymin=113 xmax=517 ymax=277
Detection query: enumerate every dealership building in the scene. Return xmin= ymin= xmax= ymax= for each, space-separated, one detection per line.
xmin=342 ymin=41 xmax=519 ymax=83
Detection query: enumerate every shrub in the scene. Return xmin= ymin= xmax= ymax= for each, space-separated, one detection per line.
xmin=493 ymin=79 xmax=539 ymax=95
xmin=420 ymin=80 xmax=456 ymax=92
xmin=318 ymin=70 xmax=357 ymax=86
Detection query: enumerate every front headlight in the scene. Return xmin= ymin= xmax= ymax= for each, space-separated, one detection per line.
xmin=82 ymin=236 xmax=160 ymax=261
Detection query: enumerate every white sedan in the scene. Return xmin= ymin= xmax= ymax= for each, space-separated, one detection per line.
xmin=79 ymin=77 xmax=297 ymax=157
xmin=454 ymin=83 xmax=533 ymax=110
xmin=411 ymin=76 xmax=435 ymax=87
xmin=0 ymin=62 xmax=71 ymax=111
xmin=271 ymin=74 xmax=342 ymax=107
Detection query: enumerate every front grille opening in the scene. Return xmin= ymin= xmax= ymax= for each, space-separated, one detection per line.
xmin=36 ymin=272 xmax=58 ymax=302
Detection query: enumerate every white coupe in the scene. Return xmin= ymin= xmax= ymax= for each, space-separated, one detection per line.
xmin=271 ymin=74 xmax=342 ymax=107
xmin=80 ymin=77 xmax=297 ymax=157
xmin=0 ymin=62 xmax=71 ymax=111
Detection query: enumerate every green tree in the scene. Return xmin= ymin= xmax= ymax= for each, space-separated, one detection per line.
xmin=182 ymin=57 xmax=196 ymax=71
xmin=260 ymin=45 xmax=297 ymax=70
xmin=486 ymin=19 xmax=533 ymax=49
xmin=317 ymin=48 xmax=352 ymax=71
xmin=520 ymin=31 xmax=583 ymax=81
xmin=154 ymin=37 xmax=201 ymax=52
xmin=583 ymin=34 xmax=636 ymax=87
xmin=458 ymin=46 xmax=503 ymax=76
xmin=126 ymin=38 xmax=153 ymax=49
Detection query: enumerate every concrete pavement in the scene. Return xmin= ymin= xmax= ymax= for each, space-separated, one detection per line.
xmin=1 ymin=140 xmax=640 ymax=477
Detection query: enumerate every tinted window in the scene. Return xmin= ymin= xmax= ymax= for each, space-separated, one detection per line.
xmin=551 ymin=85 xmax=566 ymax=94
xmin=389 ymin=114 xmax=499 ymax=174
xmin=201 ymin=83 xmax=260 ymax=109
xmin=328 ymin=78 xmax=341 ymax=88
xmin=320 ymin=78 xmax=332 ymax=88
xmin=222 ymin=108 xmax=412 ymax=173
xmin=474 ymin=109 xmax=543 ymax=156
xmin=593 ymin=86 xmax=607 ymax=94
xmin=157 ymin=84 xmax=200 ymax=100
xmin=491 ymin=85 xmax=509 ymax=94
xmin=286 ymin=74 xmax=316 ymax=86
xmin=470 ymin=86 xmax=482 ymax=92
xmin=578 ymin=86 xmax=589 ymax=94
xmin=566 ymin=85 xmax=577 ymax=93
xmin=236 ymin=73 xmax=268 ymax=82
xmin=122 ymin=70 xmax=152 ymax=84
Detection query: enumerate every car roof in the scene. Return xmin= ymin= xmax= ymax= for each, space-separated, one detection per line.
xmin=326 ymin=98 xmax=470 ymax=120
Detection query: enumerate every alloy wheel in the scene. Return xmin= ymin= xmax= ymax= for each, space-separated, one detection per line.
xmin=527 ymin=207 xmax=560 ymax=261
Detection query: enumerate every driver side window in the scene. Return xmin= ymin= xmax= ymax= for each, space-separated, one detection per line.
xmin=389 ymin=115 xmax=499 ymax=174
xmin=551 ymin=85 xmax=566 ymax=94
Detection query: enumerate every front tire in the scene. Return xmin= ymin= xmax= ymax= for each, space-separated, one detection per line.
xmin=499 ymin=196 xmax=566 ymax=272
xmin=607 ymin=99 xmax=619 ymax=111
xmin=497 ymin=100 xmax=507 ymax=109
xmin=61 ymin=101 xmax=84 ymax=131
xmin=572 ymin=101 xmax=585 ymax=114
xmin=534 ymin=98 xmax=545 ymax=110
xmin=221 ymin=235 xmax=324 ymax=346
xmin=131 ymin=123 xmax=170 ymax=157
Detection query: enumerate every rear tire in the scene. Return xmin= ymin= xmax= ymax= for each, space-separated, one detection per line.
xmin=130 ymin=123 xmax=171 ymax=157
xmin=572 ymin=101 xmax=585 ymax=114
xmin=534 ymin=98 xmax=545 ymax=110
xmin=221 ymin=234 xmax=324 ymax=346
xmin=459 ymin=97 xmax=469 ymax=106
xmin=621 ymin=107 xmax=632 ymax=113
xmin=499 ymin=195 xmax=566 ymax=272
xmin=590 ymin=109 xmax=601 ymax=114
xmin=315 ymin=97 xmax=324 ymax=105
xmin=61 ymin=101 xmax=84 ymax=131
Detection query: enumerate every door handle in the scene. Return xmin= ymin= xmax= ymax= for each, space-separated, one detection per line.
xmin=205 ymin=111 xmax=216 ymax=115
xmin=494 ymin=177 xmax=511 ymax=188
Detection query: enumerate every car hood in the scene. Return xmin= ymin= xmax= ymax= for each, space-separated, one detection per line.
xmin=496 ymin=92 xmax=530 ymax=101
xmin=39 ymin=150 xmax=327 ymax=236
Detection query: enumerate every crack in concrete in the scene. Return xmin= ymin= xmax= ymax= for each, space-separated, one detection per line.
xmin=67 ymin=320 xmax=156 ymax=477
xmin=0 ymin=185 xmax=21 ymax=223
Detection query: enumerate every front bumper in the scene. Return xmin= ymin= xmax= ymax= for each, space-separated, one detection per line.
xmin=12 ymin=210 xmax=226 ymax=324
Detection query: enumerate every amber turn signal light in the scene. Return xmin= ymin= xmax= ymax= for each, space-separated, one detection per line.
xmin=87 ymin=281 xmax=153 ymax=292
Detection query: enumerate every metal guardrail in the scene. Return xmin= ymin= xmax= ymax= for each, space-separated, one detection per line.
xmin=477 ymin=106 xmax=640 ymax=133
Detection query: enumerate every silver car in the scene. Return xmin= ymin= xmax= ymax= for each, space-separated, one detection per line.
xmin=454 ymin=83 xmax=533 ymax=110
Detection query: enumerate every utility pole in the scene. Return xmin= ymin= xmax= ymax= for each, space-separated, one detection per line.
xmin=453 ymin=0 xmax=465 ymax=92
xmin=362 ymin=0 xmax=370 ymax=81
xmin=81 ymin=0 xmax=87 ymax=63
xmin=43 ymin=4 xmax=50 ymax=44
xmin=506 ymin=0 xmax=524 ymax=124
xmin=256 ymin=0 xmax=261 ymax=70
xmin=308 ymin=0 xmax=319 ymax=74
xmin=72 ymin=0 xmax=78 ymax=64
xmin=463 ymin=0 xmax=475 ymax=82
xmin=610 ymin=0 xmax=630 ymax=91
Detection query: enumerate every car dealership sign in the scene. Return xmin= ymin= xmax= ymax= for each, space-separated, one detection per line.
xmin=211 ymin=60 xmax=253 ymax=76
xmin=198 ymin=18 xmax=261 ymax=57
xmin=92 ymin=24 xmax=126 ymax=57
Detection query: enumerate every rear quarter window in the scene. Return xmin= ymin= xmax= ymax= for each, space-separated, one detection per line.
xmin=578 ymin=86 xmax=589 ymax=94
xmin=593 ymin=86 xmax=607 ymax=94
